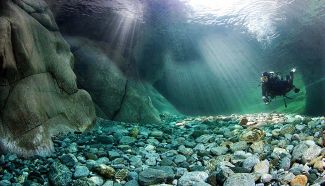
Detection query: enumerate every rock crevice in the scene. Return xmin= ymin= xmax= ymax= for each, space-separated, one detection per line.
xmin=112 ymin=79 xmax=129 ymax=121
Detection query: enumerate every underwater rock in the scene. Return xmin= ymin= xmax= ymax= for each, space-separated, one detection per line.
xmin=279 ymin=156 xmax=292 ymax=171
xmin=49 ymin=162 xmax=72 ymax=186
xmin=93 ymin=164 xmax=116 ymax=179
xmin=88 ymin=176 xmax=104 ymax=186
xmin=139 ymin=168 xmax=168 ymax=186
xmin=289 ymin=163 xmax=310 ymax=175
xmin=242 ymin=155 xmax=260 ymax=171
xmin=280 ymin=125 xmax=295 ymax=135
xmin=261 ymin=174 xmax=272 ymax=183
xmin=145 ymin=144 xmax=156 ymax=152
xmin=313 ymin=159 xmax=324 ymax=172
xmin=73 ymin=166 xmax=90 ymax=178
xmin=290 ymin=175 xmax=308 ymax=186
xmin=96 ymin=157 xmax=110 ymax=165
xmin=60 ymin=153 xmax=78 ymax=168
xmin=119 ymin=136 xmax=136 ymax=145
xmin=150 ymin=130 xmax=164 ymax=138
xmin=254 ymin=160 xmax=270 ymax=175
xmin=272 ymin=129 xmax=282 ymax=137
xmin=103 ymin=181 xmax=115 ymax=186
xmin=115 ymin=169 xmax=129 ymax=182
xmin=192 ymin=130 xmax=209 ymax=139
xmin=277 ymin=171 xmax=296 ymax=185
xmin=130 ymin=127 xmax=140 ymax=138
xmin=271 ymin=147 xmax=290 ymax=159
xmin=124 ymin=180 xmax=139 ymax=186
xmin=0 ymin=0 xmax=95 ymax=156
xmin=250 ymin=141 xmax=264 ymax=153
xmin=295 ymin=124 xmax=306 ymax=131
xmin=152 ymin=166 xmax=175 ymax=183
xmin=292 ymin=143 xmax=309 ymax=161
xmin=72 ymin=178 xmax=96 ymax=186
xmin=174 ymin=154 xmax=187 ymax=164
xmin=302 ymin=145 xmax=322 ymax=163
xmin=177 ymin=145 xmax=193 ymax=156
xmin=240 ymin=128 xmax=265 ymax=143
xmin=230 ymin=141 xmax=248 ymax=152
xmin=127 ymin=171 xmax=139 ymax=181
xmin=223 ymin=173 xmax=255 ymax=186
xmin=108 ymin=150 xmax=121 ymax=160
xmin=210 ymin=146 xmax=228 ymax=156
xmin=13 ymin=0 xmax=59 ymax=31
xmin=214 ymin=162 xmax=235 ymax=183
xmin=177 ymin=171 xmax=209 ymax=186
xmin=239 ymin=117 xmax=248 ymax=126
xmin=196 ymin=134 xmax=214 ymax=144
xmin=232 ymin=151 xmax=252 ymax=164
xmin=96 ymin=135 xmax=114 ymax=144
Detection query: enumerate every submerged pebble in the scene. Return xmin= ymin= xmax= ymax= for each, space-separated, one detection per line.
xmin=0 ymin=114 xmax=323 ymax=186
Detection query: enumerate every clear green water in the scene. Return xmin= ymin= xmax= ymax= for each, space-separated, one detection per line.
xmin=51 ymin=0 xmax=325 ymax=116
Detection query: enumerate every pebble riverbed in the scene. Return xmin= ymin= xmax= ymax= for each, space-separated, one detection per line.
xmin=0 ymin=113 xmax=324 ymax=186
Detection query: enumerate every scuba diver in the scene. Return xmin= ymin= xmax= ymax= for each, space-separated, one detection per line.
xmin=260 ymin=68 xmax=300 ymax=107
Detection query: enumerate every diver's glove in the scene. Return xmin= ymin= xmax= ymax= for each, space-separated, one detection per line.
xmin=262 ymin=96 xmax=270 ymax=104
xmin=291 ymin=68 xmax=296 ymax=73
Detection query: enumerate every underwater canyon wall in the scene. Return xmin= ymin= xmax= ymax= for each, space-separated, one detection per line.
xmin=66 ymin=37 xmax=179 ymax=123
xmin=44 ymin=0 xmax=180 ymax=122
xmin=0 ymin=0 xmax=96 ymax=156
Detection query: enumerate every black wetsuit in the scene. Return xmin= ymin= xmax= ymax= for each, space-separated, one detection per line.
xmin=262 ymin=71 xmax=294 ymax=98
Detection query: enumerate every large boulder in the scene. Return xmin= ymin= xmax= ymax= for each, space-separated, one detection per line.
xmin=67 ymin=37 xmax=178 ymax=123
xmin=0 ymin=0 xmax=95 ymax=156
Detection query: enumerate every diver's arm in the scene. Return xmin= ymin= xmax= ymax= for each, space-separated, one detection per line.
xmin=261 ymin=83 xmax=270 ymax=104
xmin=262 ymin=83 xmax=267 ymax=97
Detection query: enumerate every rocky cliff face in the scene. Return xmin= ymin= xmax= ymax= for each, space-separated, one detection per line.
xmin=42 ymin=0 xmax=180 ymax=123
xmin=67 ymin=37 xmax=178 ymax=123
xmin=0 ymin=0 xmax=96 ymax=156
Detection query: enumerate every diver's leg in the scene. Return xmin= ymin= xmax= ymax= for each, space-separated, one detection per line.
xmin=287 ymin=71 xmax=294 ymax=85
xmin=286 ymin=69 xmax=300 ymax=93
xmin=289 ymin=71 xmax=300 ymax=93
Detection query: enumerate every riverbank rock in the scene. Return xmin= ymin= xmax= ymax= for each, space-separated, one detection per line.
xmin=0 ymin=0 xmax=95 ymax=156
